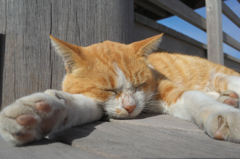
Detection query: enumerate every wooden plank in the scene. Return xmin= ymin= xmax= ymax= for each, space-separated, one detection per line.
xmin=0 ymin=0 xmax=6 ymax=34
xmin=2 ymin=0 xmax=52 ymax=109
xmin=206 ymin=0 xmax=224 ymax=64
xmin=223 ymin=32 xmax=240 ymax=52
xmin=2 ymin=0 xmax=24 ymax=108
xmin=1 ymin=0 xmax=134 ymax=108
xmin=147 ymin=18 xmax=158 ymax=30
xmin=135 ymin=12 xmax=148 ymax=25
xmin=0 ymin=137 xmax=106 ymax=159
xmin=148 ymin=0 xmax=206 ymax=31
xmin=134 ymin=0 xmax=168 ymax=17
xmin=222 ymin=2 xmax=240 ymax=28
xmin=51 ymin=115 xmax=240 ymax=158
xmin=147 ymin=0 xmax=240 ymax=53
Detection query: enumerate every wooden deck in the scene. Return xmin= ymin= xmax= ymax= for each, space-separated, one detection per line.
xmin=1 ymin=114 xmax=240 ymax=159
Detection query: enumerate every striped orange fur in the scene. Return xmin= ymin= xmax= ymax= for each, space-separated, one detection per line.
xmin=50 ymin=34 xmax=240 ymax=117
xmin=148 ymin=52 xmax=239 ymax=106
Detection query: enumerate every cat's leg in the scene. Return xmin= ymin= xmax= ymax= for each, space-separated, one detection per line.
xmin=204 ymin=92 xmax=220 ymax=100
xmin=154 ymin=80 xmax=240 ymax=143
xmin=225 ymin=75 xmax=240 ymax=95
xmin=0 ymin=90 xmax=103 ymax=145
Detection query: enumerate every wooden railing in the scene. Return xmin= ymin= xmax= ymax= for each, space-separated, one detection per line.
xmin=141 ymin=0 xmax=240 ymax=65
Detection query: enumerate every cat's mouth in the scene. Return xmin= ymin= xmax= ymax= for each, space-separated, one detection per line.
xmin=113 ymin=106 xmax=142 ymax=119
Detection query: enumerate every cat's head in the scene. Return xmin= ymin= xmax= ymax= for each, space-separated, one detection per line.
xmin=50 ymin=34 xmax=163 ymax=118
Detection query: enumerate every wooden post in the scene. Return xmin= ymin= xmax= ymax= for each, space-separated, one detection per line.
xmin=205 ymin=0 xmax=224 ymax=65
xmin=0 ymin=0 xmax=134 ymax=108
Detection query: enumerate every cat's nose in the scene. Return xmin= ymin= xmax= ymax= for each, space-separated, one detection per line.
xmin=123 ymin=105 xmax=136 ymax=114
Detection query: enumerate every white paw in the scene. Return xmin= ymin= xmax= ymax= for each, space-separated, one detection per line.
xmin=0 ymin=91 xmax=67 ymax=145
xmin=217 ymin=90 xmax=239 ymax=108
xmin=205 ymin=110 xmax=240 ymax=143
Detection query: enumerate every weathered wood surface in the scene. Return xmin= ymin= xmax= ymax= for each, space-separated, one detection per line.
xmin=1 ymin=113 xmax=240 ymax=158
xmin=0 ymin=0 xmax=133 ymax=109
xmin=0 ymin=0 xmax=6 ymax=34
xmin=148 ymin=0 xmax=206 ymax=31
xmin=206 ymin=0 xmax=224 ymax=64
xmin=0 ymin=137 xmax=107 ymax=159
xmin=50 ymin=115 xmax=240 ymax=158
xmin=134 ymin=0 xmax=168 ymax=18
xmin=147 ymin=0 xmax=240 ymax=52
xmin=222 ymin=2 xmax=240 ymax=28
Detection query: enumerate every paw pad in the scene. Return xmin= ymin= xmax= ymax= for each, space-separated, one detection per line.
xmin=35 ymin=102 xmax=52 ymax=113
xmin=0 ymin=92 xmax=67 ymax=145
xmin=16 ymin=115 xmax=38 ymax=126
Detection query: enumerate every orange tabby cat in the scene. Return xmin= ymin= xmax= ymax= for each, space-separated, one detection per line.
xmin=0 ymin=34 xmax=240 ymax=145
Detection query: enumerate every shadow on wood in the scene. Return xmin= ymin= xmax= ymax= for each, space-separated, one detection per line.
xmin=0 ymin=34 xmax=6 ymax=109
xmin=19 ymin=138 xmax=57 ymax=147
xmin=48 ymin=121 xmax=105 ymax=145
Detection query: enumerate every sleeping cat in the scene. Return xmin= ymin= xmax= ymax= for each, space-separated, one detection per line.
xmin=0 ymin=33 xmax=240 ymax=145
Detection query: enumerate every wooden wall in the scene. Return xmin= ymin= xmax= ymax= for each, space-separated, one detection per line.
xmin=0 ymin=0 xmax=134 ymax=108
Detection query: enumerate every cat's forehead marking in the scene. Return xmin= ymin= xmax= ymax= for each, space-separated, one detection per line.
xmin=114 ymin=64 xmax=132 ymax=91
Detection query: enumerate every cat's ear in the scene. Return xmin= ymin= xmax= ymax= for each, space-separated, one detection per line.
xmin=131 ymin=33 xmax=163 ymax=58
xmin=50 ymin=35 xmax=86 ymax=72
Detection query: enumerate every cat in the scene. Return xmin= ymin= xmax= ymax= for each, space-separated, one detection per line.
xmin=0 ymin=33 xmax=240 ymax=145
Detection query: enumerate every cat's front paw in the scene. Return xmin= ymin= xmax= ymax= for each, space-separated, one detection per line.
xmin=217 ymin=90 xmax=239 ymax=108
xmin=205 ymin=111 xmax=240 ymax=143
xmin=0 ymin=92 xmax=66 ymax=145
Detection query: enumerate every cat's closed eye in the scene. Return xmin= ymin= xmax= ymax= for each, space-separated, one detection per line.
xmin=104 ymin=89 xmax=118 ymax=95
xmin=135 ymin=83 xmax=147 ymax=92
